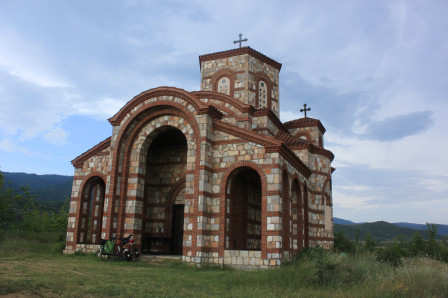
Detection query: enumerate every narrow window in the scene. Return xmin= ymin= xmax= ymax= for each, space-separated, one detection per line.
xmin=217 ymin=77 xmax=230 ymax=95
xmin=258 ymin=80 xmax=267 ymax=108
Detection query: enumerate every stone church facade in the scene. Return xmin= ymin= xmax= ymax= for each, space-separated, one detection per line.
xmin=63 ymin=47 xmax=335 ymax=268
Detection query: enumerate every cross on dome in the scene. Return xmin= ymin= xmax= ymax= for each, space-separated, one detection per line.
xmin=300 ymin=104 xmax=311 ymax=118
xmin=233 ymin=34 xmax=248 ymax=48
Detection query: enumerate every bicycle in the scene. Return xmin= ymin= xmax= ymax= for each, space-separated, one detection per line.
xmin=100 ymin=235 xmax=140 ymax=262
xmin=117 ymin=234 xmax=140 ymax=261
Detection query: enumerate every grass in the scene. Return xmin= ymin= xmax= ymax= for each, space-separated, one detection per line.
xmin=1 ymin=231 xmax=448 ymax=297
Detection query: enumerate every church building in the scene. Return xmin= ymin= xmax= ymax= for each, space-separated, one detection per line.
xmin=63 ymin=45 xmax=335 ymax=268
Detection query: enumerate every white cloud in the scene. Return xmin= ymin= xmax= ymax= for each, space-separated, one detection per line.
xmin=332 ymin=191 xmax=377 ymax=210
xmin=0 ymin=138 xmax=31 ymax=155
xmin=73 ymin=97 xmax=127 ymax=119
xmin=42 ymin=127 xmax=69 ymax=145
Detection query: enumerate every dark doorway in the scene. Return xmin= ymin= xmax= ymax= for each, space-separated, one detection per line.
xmin=226 ymin=167 xmax=262 ymax=250
xmin=142 ymin=127 xmax=187 ymax=255
xmin=171 ymin=204 xmax=184 ymax=255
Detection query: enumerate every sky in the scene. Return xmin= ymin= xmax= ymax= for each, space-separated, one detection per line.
xmin=0 ymin=0 xmax=447 ymax=225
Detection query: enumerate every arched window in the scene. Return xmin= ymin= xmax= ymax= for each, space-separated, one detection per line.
xmin=225 ymin=167 xmax=262 ymax=250
xmin=303 ymin=185 xmax=310 ymax=248
xmin=258 ymin=80 xmax=267 ymax=108
xmin=282 ymin=171 xmax=290 ymax=253
xmin=217 ymin=77 xmax=230 ymax=95
xmin=324 ymin=194 xmax=332 ymax=231
xmin=77 ymin=177 xmax=105 ymax=244
xmin=290 ymin=179 xmax=303 ymax=252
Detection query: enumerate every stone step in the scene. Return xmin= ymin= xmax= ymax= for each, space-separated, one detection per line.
xmin=139 ymin=255 xmax=182 ymax=264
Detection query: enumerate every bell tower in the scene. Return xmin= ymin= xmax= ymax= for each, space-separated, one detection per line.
xmin=199 ymin=47 xmax=282 ymax=117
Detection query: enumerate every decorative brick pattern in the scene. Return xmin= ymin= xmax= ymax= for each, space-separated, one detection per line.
xmin=64 ymin=47 xmax=335 ymax=267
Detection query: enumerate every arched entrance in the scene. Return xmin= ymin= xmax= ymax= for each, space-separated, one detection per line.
xmin=142 ymin=127 xmax=187 ymax=255
xmin=225 ymin=167 xmax=262 ymax=250
xmin=77 ymin=177 xmax=105 ymax=244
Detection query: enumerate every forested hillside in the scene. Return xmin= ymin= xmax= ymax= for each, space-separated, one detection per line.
xmin=2 ymin=172 xmax=72 ymax=202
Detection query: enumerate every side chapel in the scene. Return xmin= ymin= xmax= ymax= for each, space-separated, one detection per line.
xmin=64 ymin=46 xmax=335 ymax=268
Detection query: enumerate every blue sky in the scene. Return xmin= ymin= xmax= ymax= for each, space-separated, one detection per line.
xmin=1 ymin=0 xmax=447 ymax=224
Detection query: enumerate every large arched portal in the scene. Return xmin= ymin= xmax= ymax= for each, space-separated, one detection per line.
xmin=142 ymin=127 xmax=187 ymax=255
xmin=225 ymin=167 xmax=262 ymax=251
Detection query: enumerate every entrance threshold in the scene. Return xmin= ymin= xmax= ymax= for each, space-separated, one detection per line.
xmin=139 ymin=254 xmax=182 ymax=264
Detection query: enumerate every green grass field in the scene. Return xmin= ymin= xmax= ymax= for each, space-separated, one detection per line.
xmin=1 ymin=231 xmax=448 ymax=297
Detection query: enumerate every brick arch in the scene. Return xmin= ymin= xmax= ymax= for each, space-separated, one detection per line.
xmin=167 ymin=178 xmax=187 ymax=205
xmin=118 ymin=114 xmax=197 ymax=238
xmin=295 ymin=132 xmax=312 ymax=142
xmin=108 ymin=103 xmax=201 ymax=240
xmin=192 ymin=91 xmax=252 ymax=123
xmin=210 ymin=68 xmax=237 ymax=97
xmin=111 ymin=103 xmax=200 ymax=191
xmin=220 ymin=161 xmax=268 ymax=195
xmin=108 ymin=87 xmax=204 ymax=126
xmin=78 ymin=172 xmax=107 ymax=197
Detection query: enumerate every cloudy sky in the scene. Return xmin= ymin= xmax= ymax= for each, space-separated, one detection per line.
xmin=1 ymin=1 xmax=447 ymax=225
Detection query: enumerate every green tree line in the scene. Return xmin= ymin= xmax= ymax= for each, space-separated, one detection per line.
xmin=0 ymin=171 xmax=68 ymax=239
xmin=334 ymin=226 xmax=448 ymax=266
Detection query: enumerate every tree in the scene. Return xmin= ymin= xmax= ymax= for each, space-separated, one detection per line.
xmin=0 ymin=170 xmax=38 ymax=229
xmin=0 ymin=171 xmax=15 ymax=227
xmin=410 ymin=231 xmax=425 ymax=256
xmin=364 ymin=232 xmax=376 ymax=251
xmin=426 ymin=223 xmax=440 ymax=258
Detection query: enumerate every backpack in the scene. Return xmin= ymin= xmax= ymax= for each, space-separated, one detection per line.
xmin=103 ymin=240 xmax=115 ymax=255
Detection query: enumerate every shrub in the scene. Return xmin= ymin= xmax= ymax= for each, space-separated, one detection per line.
xmin=334 ymin=231 xmax=356 ymax=254
xmin=377 ymin=243 xmax=403 ymax=267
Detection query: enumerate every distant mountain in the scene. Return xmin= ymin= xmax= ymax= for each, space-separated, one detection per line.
xmin=2 ymin=172 xmax=73 ymax=202
xmin=333 ymin=217 xmax=358 ymax=225
xmin=334 ymin=221 xmax=446 ymax=242
xmin=393 ymin=222 xmax=448 ymax=237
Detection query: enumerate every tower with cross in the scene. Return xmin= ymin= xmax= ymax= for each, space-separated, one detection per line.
xmin=199 ymin=43 xmax=282 ymax=117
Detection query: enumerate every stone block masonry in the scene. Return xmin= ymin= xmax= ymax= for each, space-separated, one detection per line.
xmin=63 ymin=47 xmax=335 ymax=269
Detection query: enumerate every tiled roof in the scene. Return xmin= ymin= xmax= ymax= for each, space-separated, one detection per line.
xmin=275 ymin=130 xmax=309 ymax=146
xmin=283 ymin=117 xmax=326 ymax=134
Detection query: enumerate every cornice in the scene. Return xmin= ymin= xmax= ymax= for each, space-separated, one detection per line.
xmin=199 ymin=47 xmax=282 ymax=70
xmin=197 ymin=105 xmax=224 ymax=119
xmin=71 ymin=137 xmax=111 ymax=168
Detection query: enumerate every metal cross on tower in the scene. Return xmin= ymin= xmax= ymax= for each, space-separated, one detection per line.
xmin=233 ymin=34 xmax=248 ymax=48
xmin=300 ymin=104 xmax=311 ymax=118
